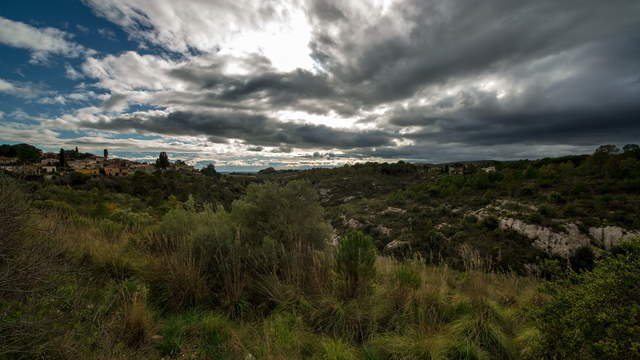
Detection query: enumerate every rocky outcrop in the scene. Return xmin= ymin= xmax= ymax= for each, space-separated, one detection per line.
xmin=470 ymin=201 xmax=640 ymax=257
xmin=499 ymin=218 xmax=640 ymax=257
xmin=499 ymin=219 xmax=590 ymax=257
xmin=589 ymin=226 xmax=640 ymax=250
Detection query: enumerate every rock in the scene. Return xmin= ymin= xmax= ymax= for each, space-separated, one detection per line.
xmin=376 ymin=225 xmax=392 ymax=236
xmin=588 ymin=226 xmax=640 ymax=249
xmin=318 ymin=188 xmax=330 ymax=196
xmin=384 ymin=240 xmax=411 ymax=252
xmin=342 ymin=196 xmax=356 ymax=202
xmin=345 ymin=218 xmax=362 ymax=229
xmin=330 ymin=229 xmax=340 ymax=246
xmin=499 ymin=218 xmax=591 ymax=257
xmin=383 ymin=206 xmax=406 ymax=214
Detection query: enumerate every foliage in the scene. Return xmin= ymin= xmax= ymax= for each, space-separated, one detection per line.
xmin=156 ymin=151 xmax=170 ymax=169
xmin=336 ymin=231 xmax=377 ymax=298
xmin=536 ymin=238 xmax=640 ymax=359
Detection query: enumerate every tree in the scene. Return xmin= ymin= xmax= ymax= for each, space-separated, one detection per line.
xmin=201 ymin=164 xmax=218 ymax=177
xmin=336 ymin=230 xmax=377 ymax=298
xmin=623 ymin=144 xmax=640 ymax=158
xmin=14 ymin=144 xmax=41 ymax=164
xmin=59 ymin=149 xmax=65 ymax=167
xmin=75 ymin=146 xmax=79 ymax=154
xmin=594 ymin=144 xmax=620 ymax=155
xmin=104 ymin=149 xmax=108 ymax=159
xmin=156 ymin=152 xmax=170 ymax=169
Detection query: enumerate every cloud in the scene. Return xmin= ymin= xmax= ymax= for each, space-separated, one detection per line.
xmin=72 ymin=109 xmax=394 ymax=149
xmin=65 ymin=64 xmax=84 ymax=80
xmin=41 ymin=0 xmax=639 ymax=165
xmin=97 ymin=27 xmax=117 ymax=41
xmin=0 ymin=16 xmax=91 ymax=64
xmin=0 ymin=78 xmax=45 ymax=98
xmin=76 ymin=24 xmax=90 ymax=33
xmin=83 ymin=0 xmax=314 ymax=71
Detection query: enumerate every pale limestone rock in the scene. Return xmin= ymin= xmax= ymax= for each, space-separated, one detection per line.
xmin=345 ymin=218 xmax=362 ymax=229
xmin=384 ymin=240 xmax=411 ymax=252
xmin=376 ymin=225 xmax=392 ymax=236
xmin=588 ymin=226 xmax=640 ymax=249
xmin=498 ymin=218 xmax=590 ymax=257
xmin=383 ymin=206 xmax=406 ymax=214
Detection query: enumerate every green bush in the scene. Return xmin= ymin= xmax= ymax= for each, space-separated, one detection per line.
xmin=336 ymin=231 xmax=377 ymax=298
xmin=536 ymin=238 xmax=640 ymax=359
xmin=569 ymin=246 xmax=595 ymax=273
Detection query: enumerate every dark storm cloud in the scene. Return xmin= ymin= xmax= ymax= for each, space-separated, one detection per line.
xmin=73 ymin=0 xmax=640 ymax=160
xmin=81 ymin=110 xmax=394 ymax=149
xmin=306 ymin=0 xmax=640 ymax=104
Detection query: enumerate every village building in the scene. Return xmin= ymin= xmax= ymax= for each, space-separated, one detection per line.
xmin=41 ymin=165 xmax=57 ymax=174
xmin=428 ymin=167 xmax=442 ymax=175
xmin=41 ymin=158 xmax=58 ymax=166
xmin=77 ymin=168 xmax=100 ymax=176
xmin=448 ymin=165 xmax=466 ymax=175
xmin=481 ymin=166 xmax=496 ymax=173
xmin=0 ymin=156 xmax=17 ymax=165
xmin=104 ymin=164 xmax=131 ymax=176
xmin=16 ymin=165 xmax=39 ymax=175
xmin=130 ymin=163 xmax=155 ymax=174
xmin=68 ymin=159 xmax=99 ymax=170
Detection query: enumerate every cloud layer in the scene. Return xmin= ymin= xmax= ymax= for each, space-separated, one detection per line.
xmin=2 ymin=0 xmax=640 ymax=167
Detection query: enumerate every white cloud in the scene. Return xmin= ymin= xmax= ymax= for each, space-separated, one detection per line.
xmin=0 ymin=16 xmax=90 ymax=64
xmin=65 ymin=64 xmax=85 ymax=80
xmin=37 ymin=95 xmax=67 ymax=105
xmin=83 ymin=0 xmax=314 ymax=71
xmin=0 ymin=78 xmax=43 ymax=98
xmin=97 ymin=27 xmax=117 ymax=41
xmin=0 ymin=78 xmax=15 ymax=92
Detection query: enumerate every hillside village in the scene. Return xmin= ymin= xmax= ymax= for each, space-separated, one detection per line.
xmin=0 ymin=144 xmax=195 ymax=177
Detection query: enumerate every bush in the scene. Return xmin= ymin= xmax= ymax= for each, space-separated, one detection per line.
xmin=536 ymin=238 xmax=640 ymax=359
xmin=569 ymin=246 xmax=595 ymax=273
xmin=336 ymin=231 xmax=377 ymax=298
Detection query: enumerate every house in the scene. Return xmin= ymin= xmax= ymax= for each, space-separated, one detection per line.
xmin=77 ymin=168 xmax=99 ymax=176
xmin=0 ymin=156 xmax=17 ymax=165
xmin=104 ymin=164 xmax=131 ymax=176
xmin=0 ymin=165 xmax=15 ymax=172
xmin=130 ymin=163 xmax=155 ymax=174
xmin=16 ymin=165 xmax=39 ymax=175
xmin=68 ymin=159 xmax=97 ymax=170
xmin=41 ymin=166 xmax=57 ymax=173
xmin=448 ymin=165 xmax=465 ymax=175
xmin=481 ymin=166 xmax=496 ymax=173
xmin=41 ymin=158 xmax=58 ymax=166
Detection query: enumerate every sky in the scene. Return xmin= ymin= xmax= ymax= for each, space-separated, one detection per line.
xmin=0 ymin=0 xmax=639 ymax=171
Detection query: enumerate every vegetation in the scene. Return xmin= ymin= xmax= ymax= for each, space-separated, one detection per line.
xmin=1 ymin=144 xmax=640 ymax=358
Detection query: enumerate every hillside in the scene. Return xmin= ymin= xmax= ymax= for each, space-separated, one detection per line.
xmin=1 ymin=144 xmax=640 ymax=359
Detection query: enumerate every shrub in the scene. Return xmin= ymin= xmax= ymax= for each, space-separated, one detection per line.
xmin=569 ymin=246 xmax=595 ymax=273
xmin=336 ymin=231 xmax=377 ymax=298
xmin=536 ymin=238 xmax=640 ymax=359
xmin=481 ymin=216 xmax=500 ymax=231
xmin=121 ymin=284 xmax=154 ymax=346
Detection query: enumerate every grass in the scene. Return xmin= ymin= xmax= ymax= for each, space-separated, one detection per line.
xmin=0 ymin=176 xmax=550 ymax=359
